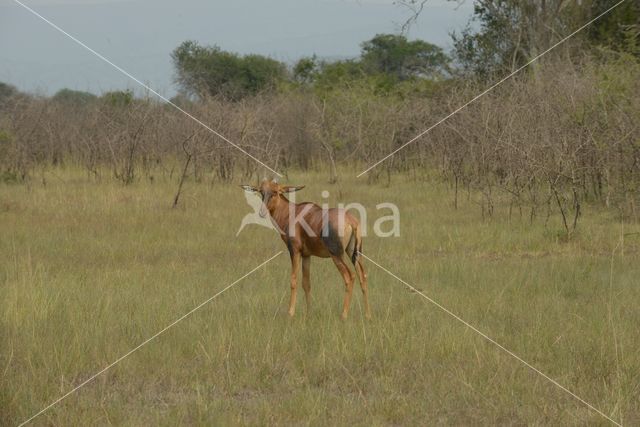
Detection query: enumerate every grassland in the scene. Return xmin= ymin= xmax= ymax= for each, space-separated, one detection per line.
xmin=1 ymin=168 xmax=639 ymax=426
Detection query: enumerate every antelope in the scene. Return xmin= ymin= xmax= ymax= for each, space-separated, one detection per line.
xmin=240 ymin=179 xmax=371 ymax=320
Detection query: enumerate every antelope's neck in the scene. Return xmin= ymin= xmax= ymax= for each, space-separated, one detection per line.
xmin=269 ymin=194 xmax=293 ymax=234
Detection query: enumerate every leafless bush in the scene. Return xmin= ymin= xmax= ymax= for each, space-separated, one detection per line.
xmin=0 ymin=55 xmax=637 ymax=230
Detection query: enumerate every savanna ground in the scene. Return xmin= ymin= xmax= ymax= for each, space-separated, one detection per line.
xmin=1 ymin=168 xmax=639 ymax=426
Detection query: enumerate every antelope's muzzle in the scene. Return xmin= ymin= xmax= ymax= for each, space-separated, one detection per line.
xmin=259 ymin=193 xmax=271 ymax=218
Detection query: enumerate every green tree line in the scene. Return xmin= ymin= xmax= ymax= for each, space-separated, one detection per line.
xmin=1 ymin=0 xmax=636 ymax=105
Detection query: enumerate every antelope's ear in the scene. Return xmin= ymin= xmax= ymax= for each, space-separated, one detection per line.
xmin=240 ymin=185 xmax=259 ymax=192
xmin=281 ymin=185 xmax=305 ymax=193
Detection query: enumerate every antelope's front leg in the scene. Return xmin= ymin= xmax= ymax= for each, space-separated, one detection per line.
xmin=288 ymin=251 xmax=301 ymax=317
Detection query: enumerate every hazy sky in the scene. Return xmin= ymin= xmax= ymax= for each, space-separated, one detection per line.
xmin=0 ymin=0 xmax=474 ymax=96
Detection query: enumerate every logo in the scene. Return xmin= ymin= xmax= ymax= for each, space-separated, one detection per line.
xmin=237 ymin=187 xmax=400 ymax=238
xmin=236 ymin=189 xmax=282 ymax=236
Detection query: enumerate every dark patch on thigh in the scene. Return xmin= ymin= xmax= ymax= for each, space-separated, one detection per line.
xmin=286 ymin=237 xmax=295 ymax=257
xmin=350 ymin=243 xmax=358 ymax=265
xmin=321 ymin=223 xmax=343 ymax=257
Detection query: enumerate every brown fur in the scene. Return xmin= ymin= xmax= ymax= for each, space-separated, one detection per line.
xmin=242 ymin=179 xmax=371 ymax=319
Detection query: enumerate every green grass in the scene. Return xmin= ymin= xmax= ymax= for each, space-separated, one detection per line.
xmin=1 ymin=168 xmax=639 ymax=426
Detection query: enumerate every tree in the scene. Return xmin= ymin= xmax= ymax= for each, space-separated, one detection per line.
xmin=102 ymin=90 xmax=134 ymax=107
xmin=395 ymin=0 xmax=430 ymax=33
xmin=171 ymin=40 xmax=287 ymax=100
xmin=52 ymin=88 xmax=97 ymax=106
xmin=360 ymin=34 xmax=450 ymax=80
xmin=293 ymin=55 xmax=320 ymax=84
xmin=589 ymin=0 xmax=639 ymax=55
xmin=451 ymin=0 xmax=639 ymax=78
xmin=0 ymin=82 xmax=18 ymax=105
xmin=451 ymin=1 xmax=584 ymax=77
xmin=314 ymin=59 xmax=366 ymax=89
xmin=241 ymin=54 xmax=288 ymax=94
xmin=300 ymin=34 xmax=450 ymax=94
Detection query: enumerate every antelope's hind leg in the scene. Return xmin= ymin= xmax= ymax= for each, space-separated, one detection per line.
xmin=302 ymin=256 xmax=311 ymax=314
xmin=354 ymin=258 xmax=371 ymax=319
xmin=331 ymin=255 xmax=355 ymax=320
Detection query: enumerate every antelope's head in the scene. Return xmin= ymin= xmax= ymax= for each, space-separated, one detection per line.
xmin=240 ymin=178 xmax=305 ymax=218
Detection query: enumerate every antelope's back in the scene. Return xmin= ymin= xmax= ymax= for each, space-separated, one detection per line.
xmin=293 ymin=203 xmax=358 ymax=258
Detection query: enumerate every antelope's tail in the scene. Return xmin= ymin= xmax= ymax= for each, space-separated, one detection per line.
xmin=348 ymin=224 xmax=363 ymax=265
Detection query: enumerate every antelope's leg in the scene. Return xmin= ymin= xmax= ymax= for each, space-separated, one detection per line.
xmin=355 ymin=259 xmax=371 ymax=319
xmin=302 ymin=256 xmax=311 ymax=313
xmin=288 ymin=251 xmax=301 ymax=317
xmin=332 ymin=255 xmax=355 ymax=320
